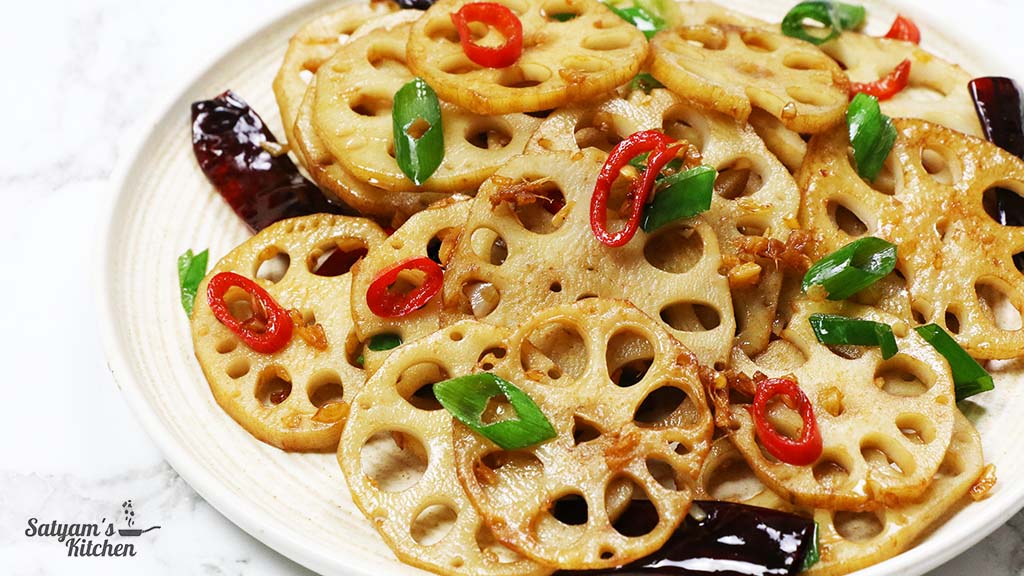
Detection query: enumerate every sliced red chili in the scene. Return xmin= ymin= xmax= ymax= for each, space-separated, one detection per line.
xmin=849 ymin=59 xmax=911 ymax=101
xmin=751 ymin=377 xmax=822 ymax=467
xmin=207 ymin=272 xmax=293 ymax=354
xmin=366 ymin=256 xmax=444 ymax=318
xmin=590 ymin=130 xmax=677 ymax=247
xmin=450 ymin=2 xmax=523 ymax=69
xmin=884 ymin=15 xmax=920 ymax=44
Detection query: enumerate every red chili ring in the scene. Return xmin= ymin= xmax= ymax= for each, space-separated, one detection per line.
xmin=207 ymin=272 xmax=293 ymax=354
xmin=850 ymin=59 xmax=912 ymax=101
xmin=751 ymin=377 xmax=823 ymax=467
xmin=884 ymin=15 xmax=920 ymax=44
xmin=590 ymin=130 xmax=677 ymax=247
xmin=366 ymin=256 xmax=444 ymax=318
xmin=450 ymin=2 xmax=524 ymax=69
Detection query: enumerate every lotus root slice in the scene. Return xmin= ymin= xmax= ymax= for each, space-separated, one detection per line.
xmin=191 ymin=214 xmax=387 ymax=451
xmin=800 ymin=119 xmax=1024 ymax=359
xmin=338 ymin=320 xmax=550 ymax=576
xmin=406 ymin=0 xmax=649 ymax=115
xmin=452 ymin=299 xmax=713 ymax=568
xmin=727 ymin=299 xmax=957 ymax=511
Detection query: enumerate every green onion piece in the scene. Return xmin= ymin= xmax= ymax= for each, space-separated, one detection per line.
xmin=642 ymin=166 xmax=717 ymax=233
xmin=632 ymin=0 xmax=682 ymax=27
xmin=802 ymin=237 xmax=897 ymax=300
xmin=434 ymin=373 xmax=557 ymax=450
xmin=368 ymin=333 xmax=403 ymax=351
xmin=604 ymin=2 xmax=665 ymax=39
xmin=177 ymin=248 xmax=209 ymax=317
xmin=810 ymin=313 xmax=898 ymax=359
xmin=355 ymin=354 xmax=365 ymax=367
xmin=915 ymin=324 xmax=995 ymax=402
xmin=802 ymin=521 xmax=821 ymax=570
xmin=393 ymin=78 xmax=444 ymax=186
xmin=630 ymin=73 xmax=665 ymax=94
xmin=847 ymin=93 xmax=897 ymax=181
xmin=781 ymin=1 xmax=864 ymax=45
xmin=549 ymin=12 xmax=576 ymax=21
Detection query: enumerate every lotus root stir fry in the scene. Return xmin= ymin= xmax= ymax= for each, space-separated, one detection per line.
xmin=183 ymin=1 xmax=1024 ymax=574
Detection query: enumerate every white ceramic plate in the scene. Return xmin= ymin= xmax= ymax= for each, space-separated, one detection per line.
xmin=98 ymin=1 xmax=1024 ymax=574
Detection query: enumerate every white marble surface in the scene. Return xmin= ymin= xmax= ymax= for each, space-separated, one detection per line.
xmin=0 ymin=0 xmax=1022 ymax=574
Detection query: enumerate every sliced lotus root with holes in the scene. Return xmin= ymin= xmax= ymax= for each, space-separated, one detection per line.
xmin=526 ymin=89 xmax=803 ymax=356
xmin=440 ymin=149 xmax=736 ymax=367
xmin=650 ymin=25 xmax=849 ymax=134
xmin=191 ymin=214 xmax=387 ymax=451
xmin=338 ymin=320 xmax=551 ymax=575
xmin=698 ymin=412 xmax=983 ymax=576
xmin=294 ymin=79 xmax=450 ymax=224
xmin=800 ymin=119 xmax=1024 ymax=359
xmin=312 ymin=24 xmax=541 ymax=194
xmin=451 ymin=299 xmax=713 ymax=568
xmin=675 ymin=1 xmax=770 ymax=28
xmin=822 ymin=32 xmax=983 ymax=138
xmin=727 ymin=299 xmax=957 ymax=511
xmin=350 ymin=197 xmax=472 ymax=374
xmin=406 ymin=0 xmax=648 ymax=115
xmin=272 ymin=2 xmax=398 ymax=150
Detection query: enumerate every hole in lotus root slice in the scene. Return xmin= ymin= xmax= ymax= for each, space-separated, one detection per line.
xmin=828 ymin=199 xmax=870 ymax=237
xmin=573 ymin=414 xmax=604 ymax=445
xmin=703 ymin=451 xmax=766 ymax=502
xmin=255 ymin=365 xmax=293 ymax=407
xmin=505 ymin=178 xmax=567 ymax=234
xmin=832 ymin=510 xmax=885 ymax=542
xmin=659 ymin=302 xmax=722 ymax=332
xmin=360 ymin=430 xmax=429 ymax=492
xmin=713 ymin=158 xmax=764 ymax=199
xmin=661 ymin=105 xmax=706 ymax=152
xmin=875 ymin=356 xmax=935 ymax=398
xmin=921 ymin=146 xmax=961 ymax=186
xmin=469 ymin=227 xmax=509 ymax=266
xmin=477 ymin=346 xmax=508 ymax=372
xmin=644 ymin=224 xmax=704 ymax=274
xmin=634 ymin=385 xmax=702 ymax=430
xmin=307 ymin=237 xmax=368 ymax=277
xmin=520 ymin=319 xmax=589 ymax=384
xmin=751 ymin=338 xmax=809 ymax=373
xmin=397 ymin=362 xmax=451 ymax=411
xmin=812 ymin=451 xmax=853 ymax=491
xmin=975 ymin=279 xmax=1024 ymax=331
xmin=896 ymin=413 xmax=936 ymax=445
xmin=609 ymin=478 xmax=662 ymax=538
xmin=348 ymin=91 xmax=393 ymax=117
xmin=410 ymin=503 xmax=459 ymax=546
xmin=307 ymin=369 xmax=345 ymax=408
xmin=465 ymin=118 xmax=515 ymax=151
xmin=366 ymin=41 xmax=409 ymax=76
xmin=254 ymin=248 xmax=290 ymax=284
xmin=982 ymin=184 xmax=1024 ymax=227
xmin=406 ymin=0 xmax=648 ymax=115
xmin=459 ymin=280 xmax=502 ymax=319
xmin=650 ymin=24 xmax=849 ymax=133
xmin=606 ymin=329 xmax=656 ymax=388
xmin=646 ymin=458 xmax=684 ymax=492
xmin=215 ymin=337 xmax=238 ymax=355
xmin=225 ymin=357 xmax=251 ymax=379
xmin=860 ymin=433 xmax=916 ymax=478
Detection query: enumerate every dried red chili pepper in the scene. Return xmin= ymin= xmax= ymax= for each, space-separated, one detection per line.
xmin=590 ymin=130 xmax=678 ymax=247
xmin=849 ymin=59 xmax=911 ymax=101
xmin=884 ymin=15 xmax=920 ymax=44
xmin=207 ymin=272 xmax=293 ymax=354
xmin=751 ymin=377 xmax=822 ymax=466
xmin=450 ymin=2 xmax=523 ymax=68
xmin=366 ymin=257 xmax=444 ymax=318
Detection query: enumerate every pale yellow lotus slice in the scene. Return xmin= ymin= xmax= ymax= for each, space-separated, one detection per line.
xmin=451 ymin=299 xmax=713 ymax=569
xmin=800 ymin=119 xmax=1024 ymax=359
xmin=406 ymin=0 xmax=648 ymax=115
xmin=191 ymin=214 xmax=387 ymax=451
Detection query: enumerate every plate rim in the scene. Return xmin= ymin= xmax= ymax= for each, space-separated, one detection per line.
xmin=95 ymin=1 xmax=1024 ymax=575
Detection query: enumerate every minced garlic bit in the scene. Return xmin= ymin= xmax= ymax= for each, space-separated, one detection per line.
xmin=969 ymin=464 xmax=997 ymax=501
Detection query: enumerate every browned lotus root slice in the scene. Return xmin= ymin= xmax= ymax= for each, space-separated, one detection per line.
xmin=822 ymin=32 xmax=983 ymax=138
xmin=451 ymin=299 xmax=713 ymax=568
xmin=350 ymin=197 xmax=472 ymax=374
xmin=699 ymin=412 xmax=983 ymax=576
xmin=191 ymin=214 xmax=387 ymax=451
xmin=675 ymin=1 xmax=769 ymax=28
xmin=312 ymin=24 xmax=541 ymax=193
xmin=727 ymin=299 xmax=957 ymax=511
xmin=440 ymin=149 xmax=736 ymax=367
xmin=748 ymin=107 xmax=808 ymax=174
xmin=650 ymin=24 xmax=849 ymax=133
xmin=294 ymin=79 xmax=450 ymax=224
xmin=526 ymin=88 xmax=803 ymax=356
xmin=406 ymin=0 xmax=648 ymax=115
xmin=800 ymin=119 xmax=1024 ymax=359
xmin=272 ymin=2 xmax=397 ymax=148
xmin=338 ymin=320 xmax=550 ymax=576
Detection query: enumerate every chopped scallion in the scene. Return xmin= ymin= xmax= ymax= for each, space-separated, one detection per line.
xmin=434 ymin=373 xmax=557 ymax=450
xmin=802 ymin=521 xmax=821 ymax=570
xmin=848 ymin=93 xmax=897 ymax=181
xmin=781 ymin=1 xmax=864 ymax=45
xmin=802 ymin=237 xmax=897 ymax=300
xmin=915 ymin=324 xmax=995 ymax=402
xmin=809 ymin=313 xmax=898 ymax=359
xmin=641 ymin=166 xmax=717 ymax=232
xmin=177 ymin=248 xmax=209 ymax=317
xmin=603 ymin=2 xmax=665 ymax=39
xmin=393 ymin=78 xmax=444 ymax=186
xmin=630 ymin=73 xmax=665 ymax=94
xmin=368 ymin=333 xmax=403 ymax=351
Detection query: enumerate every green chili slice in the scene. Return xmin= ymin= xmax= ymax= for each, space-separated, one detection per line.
xmin=802 ymin=237 xmax=897 ymax=300
xmin=630 ymin=73 xmax=665 ymax=94
xmin=915 ymin=324 xmax=995 ymax=402
xmin=781 ymin=1 xmax=865 ymax=45
xmin=434 ymin=373 xmax=557 ymax=450
xmin=368 ymin=333 xmax=403 ymax=351
xmin=847 ymin=93 xmax=897 ymax=181
xmin=642 ymin=166 xmax=717 ymax=233
xmin=604 ymin=2 xmax=665 ymax=39
xmin=393 ymin=78 xmax=444 ymax=186
xmin=809 ymin=313 xmax=898 ymax=359
xmin=177 ymin=248 xmax=209 ymax=317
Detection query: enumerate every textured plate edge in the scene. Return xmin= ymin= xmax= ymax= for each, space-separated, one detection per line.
xmin=92 ymin=1 xmax=1024 ymax=576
